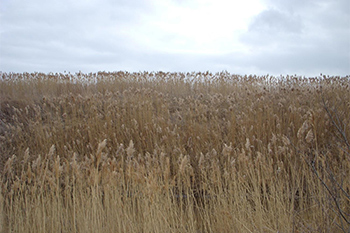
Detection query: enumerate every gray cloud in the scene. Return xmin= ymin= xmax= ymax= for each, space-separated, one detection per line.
xmin=0 ymin=0 xmax=349 ymax=76
xmin=240 ymin=8 xmax=304 ymax=48
xmin=0 ymin=0 xmax=149 ymax=72
xmin=249 ymin=9 xmax=303 ymax=34
xmin=237 ymin=0 xmax=350 ymax=75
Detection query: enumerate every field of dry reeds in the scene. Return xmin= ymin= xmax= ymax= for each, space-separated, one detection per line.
xmin=0 ymin=71 xmax=349 ymax=232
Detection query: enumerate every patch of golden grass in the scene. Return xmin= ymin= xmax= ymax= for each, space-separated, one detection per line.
xmin=0 ymin=72 xmax=349 ymax=232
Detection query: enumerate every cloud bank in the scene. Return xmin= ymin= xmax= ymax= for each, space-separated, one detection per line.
xmin=0 ymin=0 xmax=349 ymax=76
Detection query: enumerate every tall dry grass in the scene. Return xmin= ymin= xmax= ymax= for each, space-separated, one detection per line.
xmin=0 ymin=71 xmax=349 ymax=232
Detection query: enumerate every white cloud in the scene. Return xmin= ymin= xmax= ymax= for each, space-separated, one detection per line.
xmin=129 ymin=0 xmax=265 ymax=54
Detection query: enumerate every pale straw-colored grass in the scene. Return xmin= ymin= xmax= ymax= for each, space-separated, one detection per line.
xmin=0 ymin=72 xmax=349 ymax=232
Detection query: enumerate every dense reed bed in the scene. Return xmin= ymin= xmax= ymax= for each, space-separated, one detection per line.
xmin=0 ymin=71 xmax=349 ymax=232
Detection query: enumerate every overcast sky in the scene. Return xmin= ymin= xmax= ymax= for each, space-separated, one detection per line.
xmin=0 ymin=0 xmax=349 ymax=76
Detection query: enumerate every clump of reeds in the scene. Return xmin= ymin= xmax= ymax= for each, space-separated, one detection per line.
xmin=0 ymin=72 xmax=349 ymax=232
